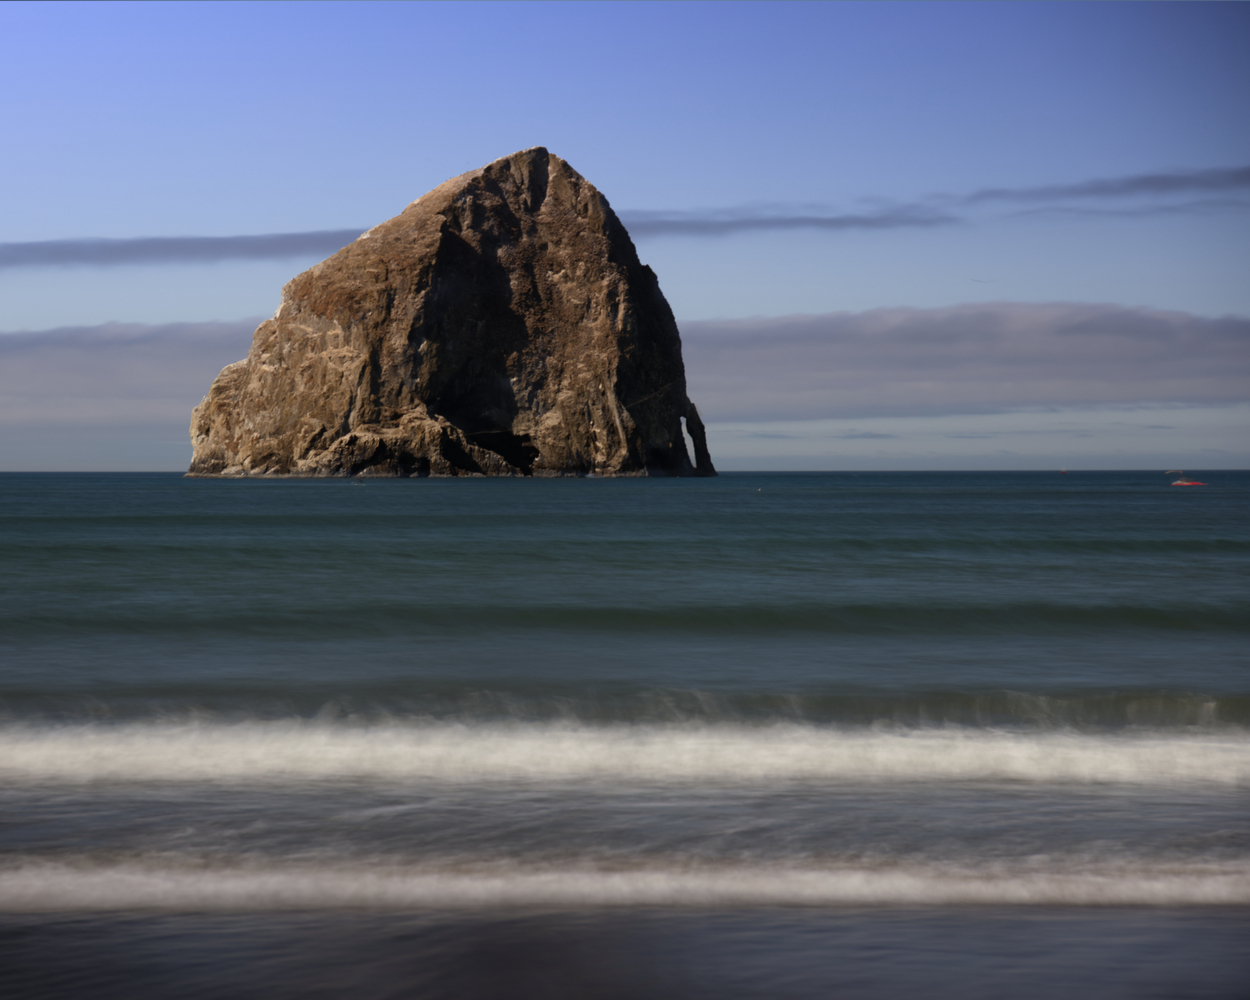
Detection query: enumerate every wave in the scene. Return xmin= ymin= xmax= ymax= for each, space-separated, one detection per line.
xmin=1 ymin=860 xmax=1246 ymax=911
xmin=2 ymin=720 xmax=1246 ymax=786
xmin=4 ymin=687 xmax=1247 ymax=728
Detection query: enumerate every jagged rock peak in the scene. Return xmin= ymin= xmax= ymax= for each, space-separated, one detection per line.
xmin=188 ymin=147 xmax=715 ymax=478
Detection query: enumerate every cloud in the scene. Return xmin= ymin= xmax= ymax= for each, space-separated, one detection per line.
xmin=0 ymin=320 xmax=257 ymax=429
xmin=680 ymin=303 xmax=1250 ymax=422
xmin=617 ymin=207 xmax=955 ymax=237
xmin=618 ymin=164 xmax=1250 ymax=239
xmin=706 ymin=404 xmax=1250 ymax=471
xmin=1007 ymin=198 xmax=1250 ymax=220
xmin=622 ymin=164 xmax=1250 ymax=238
xmin=7 ymin=165 xmax=1247 ymax=264
xmin=962 ymin=165 xmax=1250 ymax=205
xmin=0 ymin=231 xmax=363 ymax=270
xmin=5 ymin=213 xmax=956 ymax=261
xmin=2 ymin=310 xmax=1246 ymax=471
xmin=0 ymin=216 xmax=958 ymax=265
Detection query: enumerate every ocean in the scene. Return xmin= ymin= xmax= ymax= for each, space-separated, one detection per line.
xmin=0 ymin=470 xmax=1247 ymax=998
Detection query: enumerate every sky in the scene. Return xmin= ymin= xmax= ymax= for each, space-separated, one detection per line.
xmin=1 ymin=1 xmax=1247 ymax=471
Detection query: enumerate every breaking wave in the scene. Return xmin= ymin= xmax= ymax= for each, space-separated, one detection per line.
xmin=2 ymin=720 xmax=1246 ymax=786
xmin=1 ymin=860 xmax=1246 ymax=912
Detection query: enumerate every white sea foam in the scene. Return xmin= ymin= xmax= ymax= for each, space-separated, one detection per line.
xmin=0 ymin=721 xmax=1246 ymax=786
xmin=1 ymin=861 xmax=1247 ymax=912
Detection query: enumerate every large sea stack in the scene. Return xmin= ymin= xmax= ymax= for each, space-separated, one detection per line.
xmin=188 ymin=147 xmax=715 ymax=478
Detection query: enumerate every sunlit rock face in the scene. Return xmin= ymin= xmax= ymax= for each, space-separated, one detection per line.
xmin=188 ymin=147 xmax=715 ymax=478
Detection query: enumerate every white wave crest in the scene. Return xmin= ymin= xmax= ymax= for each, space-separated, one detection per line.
xmin=0 ymin=721 xmax=1246 ymax=786
xmin=1 ymin=861 xmax=1247 ymax=912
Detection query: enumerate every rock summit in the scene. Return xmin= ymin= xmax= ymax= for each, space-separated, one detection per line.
xmin=188 ymin=147 xmax=715 ymax=478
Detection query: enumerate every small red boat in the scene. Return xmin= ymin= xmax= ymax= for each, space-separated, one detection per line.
xmin=1167 ymin=471 xmax=1206 ymax=486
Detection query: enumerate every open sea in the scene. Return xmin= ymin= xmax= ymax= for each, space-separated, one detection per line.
xmin=0 ymin=470 xmax=1247 ymax=998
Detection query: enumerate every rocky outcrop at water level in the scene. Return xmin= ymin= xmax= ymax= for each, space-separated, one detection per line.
xmin=188 ymin=147 xmax=715 ymax=478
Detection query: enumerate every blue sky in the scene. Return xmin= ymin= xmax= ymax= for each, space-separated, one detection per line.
xmin=1 ymin=1 xmax=1247 ymax=470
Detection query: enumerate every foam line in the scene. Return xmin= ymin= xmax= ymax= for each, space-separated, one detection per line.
xmin=1 ymin=722 xmax=1246 ymax=786
xmin=1 ymin=862 xmax=1247 ymax=912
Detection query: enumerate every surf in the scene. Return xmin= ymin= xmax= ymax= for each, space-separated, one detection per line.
xmin=1 ymin=860 xmax=1247 ymax=912
xmin=2 ymin=720 xmax=1246 ymax=786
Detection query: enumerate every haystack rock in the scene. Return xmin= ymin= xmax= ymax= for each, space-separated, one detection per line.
xmin=188 ymin=147 xmax=715 ymax=478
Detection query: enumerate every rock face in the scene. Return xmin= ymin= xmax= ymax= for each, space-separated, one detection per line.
xmin=188 ymin=147 xmax=715 ymax=478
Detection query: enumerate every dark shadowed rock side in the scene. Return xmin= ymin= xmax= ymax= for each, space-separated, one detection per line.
xmin=188 ymin=148 xmax=715 ymax=478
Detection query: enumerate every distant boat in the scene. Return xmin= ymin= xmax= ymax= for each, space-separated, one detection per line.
xmin=1167 ymin=472 xmax=1207 ymax=485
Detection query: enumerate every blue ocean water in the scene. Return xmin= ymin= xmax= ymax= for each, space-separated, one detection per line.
xmin=1 ymin=471 xmax=1247 ymax=997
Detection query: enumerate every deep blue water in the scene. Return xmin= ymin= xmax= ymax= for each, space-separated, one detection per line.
xmin=1 ymin=471 xmax=1247 ymax=997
